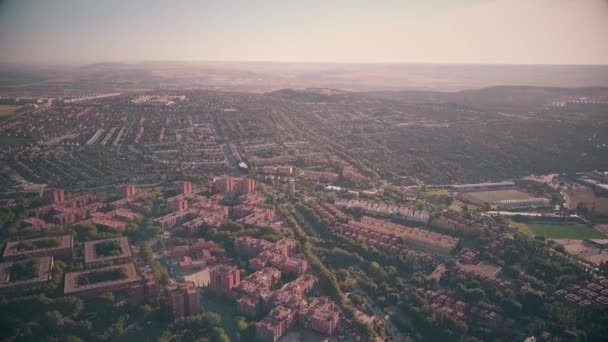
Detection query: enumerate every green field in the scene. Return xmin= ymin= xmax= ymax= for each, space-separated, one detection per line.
xmin=508 ymin=220 xmax=606 ymax=239
xmin=449 ymin=199 xmax=480 ymax=211
xmin=424 ymin=189 xmax=452 ymax=196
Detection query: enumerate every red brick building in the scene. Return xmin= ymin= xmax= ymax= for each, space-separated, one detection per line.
xmin=214 ymin=176 xmax=235 ymax=193
xmin=234 ymin=236 xmax=274 ymax=257
xmin=168 ymin=281 xmax=200 ymax=320
xmin=120 ymin=184 xmax=136 ymax=198
xmin=64 ymin=263 xmax=144 ymax=303
xmin=209 ymin=264 xmax=240 ymax=295
xmin=51 ymin=189 xmax=65 ymax=203
xmin=300 ymin=297 xmax=340 ymax=335
xmin=3 ymin=235 xmax=73 ymax=260
xmin=236 ymin=178 xmax=256 ymax=194
xmin=255 ymin=305 xmax=295 ymax=341
xmin=176 ymin=181 xmax=193 ymax=194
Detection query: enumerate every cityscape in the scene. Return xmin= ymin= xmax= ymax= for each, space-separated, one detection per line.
xmin=1 ymin=1 xmax=608 ymax=342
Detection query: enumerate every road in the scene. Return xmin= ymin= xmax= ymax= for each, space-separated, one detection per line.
xmin=290 ymin=202 xmax=410 ymax=340
xmin=288 ymin=202 xmax=321 ymax=237
xmin=351 ymin=268 xmax=411 ymax=342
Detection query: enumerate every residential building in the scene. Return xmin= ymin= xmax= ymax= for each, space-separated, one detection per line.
xmin=51 ymin=189 xmax=65 ymax=203
xmin=84 ymin=237 xmax=132 ymax=265
xmin=256 ymin=306 xmax=295 ymax=342
xmin=64 ymin=263 xmax=144 ymax=302
xmin=299 ymin=297 xmax=340 ymax=335
xmin=176 ymin=181 xmax=193 ymax=194
xmin=0 ymin=256 xmax=54 ymax=291
xmin=214 ymin=176 xmax=235 ymax=193
xmin=340 ymin=216 xmax=458 ymax=256
xmin=234 ymin=236 xmax=274 ymax=257
xmin=236 ymin=178 xmax=256 ymax=194
xmin=288 ymin=179 xmax=296 ymax=197
xmin=121 ymin=184 xmax=136 ymax=198
xmin=168 ymin=281 xmax=200 ymax=320
xmin=209 ymin=264 xmax=241 ymax=294
xmin=3 ymin=235 xmax=73 ymax=260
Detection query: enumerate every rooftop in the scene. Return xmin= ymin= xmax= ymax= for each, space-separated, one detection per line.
xmin=3 ymin=234 xmax=73 ymax=258
xmin=84 ymin=237 xmax=132 ymax=264
xmin=0 ymin=256 xmax=54 ymax=289
xmin=64 ymin=262 xmax=139 ymax=295
xmin=350 ymin=216 xmax=458 ymax=249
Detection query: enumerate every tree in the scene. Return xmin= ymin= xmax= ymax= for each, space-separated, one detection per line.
xmin=501 ymin=297 xmax=522 ymax=317
xmin=213 ymin=328 xmax=230 ymax=342
xmin=350 ymin=293 xmax=365 ymax=306
xmin=576 ymin=202 xmax=589 ymax=216
xmin=370 ymin=261 xmax=380 ymax=273
xmin=139 ymin=304 xmax=154 ymax=321
xmin=236 ymin=316 xmax=250 ymax=333
xmin=221 ymin=221 xmax=244 ymax=233
xmin=201 ymin=312 xmax=222 ymax=327
xmin=464 ymin=287 xmax=485 ymax=304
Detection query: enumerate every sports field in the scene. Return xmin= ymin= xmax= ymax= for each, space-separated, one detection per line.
xmin=508 ymin=219 xmax=606 ymax=239
xmin=0 ymin=105 xmax=19 ymax=117
xmin=459 ymin=189 xmax=532 ymax=205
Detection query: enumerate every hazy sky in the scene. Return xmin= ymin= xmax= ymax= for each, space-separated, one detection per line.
xmin=1 ymin=0 xmax=607 ymax=65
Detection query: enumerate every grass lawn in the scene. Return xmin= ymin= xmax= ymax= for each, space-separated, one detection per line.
xmin=449 ymin=199 xmax=480 ymax=211
xmin=506 ymin=218 xmax=534 ymax=236
xmin=424 ymin=189 xmax=452 ymax=197
xmin=508 ymin=220 xmax=606 ymax=239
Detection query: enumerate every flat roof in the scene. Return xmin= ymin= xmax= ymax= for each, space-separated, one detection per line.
xmin=84 ymin=237 xmax=132 ymax=264
xmin=351 ymin=217 xmax=458 ymax=249
xmin=64 ymin=262 xmax=138 ymax=295
xmin=451 ymin=181 xmax=515 ymax=189
xmin=3 ymin=234 xmax=73 ymax=258
xmin=0 ymin=256 xmax=53 ymax=289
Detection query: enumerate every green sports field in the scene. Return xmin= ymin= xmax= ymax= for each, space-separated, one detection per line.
xmin=508 ymin=220 xmax=606 ymax=239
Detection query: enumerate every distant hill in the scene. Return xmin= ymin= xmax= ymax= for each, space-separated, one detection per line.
xmin=365 ymin=85 xmax=608 ymax=113
xmin=267 ymin=88 xmax=348 ymax=102
xmin=2 ymin=62 xmax=608 ymax=94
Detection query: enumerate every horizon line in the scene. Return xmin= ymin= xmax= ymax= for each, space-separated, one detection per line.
xmin=2 ymin=59 xmax=608 ymax=68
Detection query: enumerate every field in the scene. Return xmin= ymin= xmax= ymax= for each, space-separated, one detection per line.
xmin=0 ymin=105 xmax=19 ymax=116
xmin=0 ymin=136 xmax=31 ymax=147
xmin=553 ymin=239 xmax=608 ymax=265
xmin=424 ymin=189 xmax=452 ymax=196
xmin=449 ymin=199 xmax=479 ymax=212
xmin=459 ymin=189 xmax=533 ymax=205
xmin=564 ymin=185 xmax=608 ymax=216
xmin=507 ymin=219 xmax=606 ymax=239
xmin=458 ymin=261 xmax=501 ymax=277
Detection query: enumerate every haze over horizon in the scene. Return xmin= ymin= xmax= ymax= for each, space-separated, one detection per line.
xmin=1 ymin=0 xmax=608 ymax=66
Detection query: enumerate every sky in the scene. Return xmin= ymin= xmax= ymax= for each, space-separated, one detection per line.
xmin=1 ymin=0 xmax=607 ymax=65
